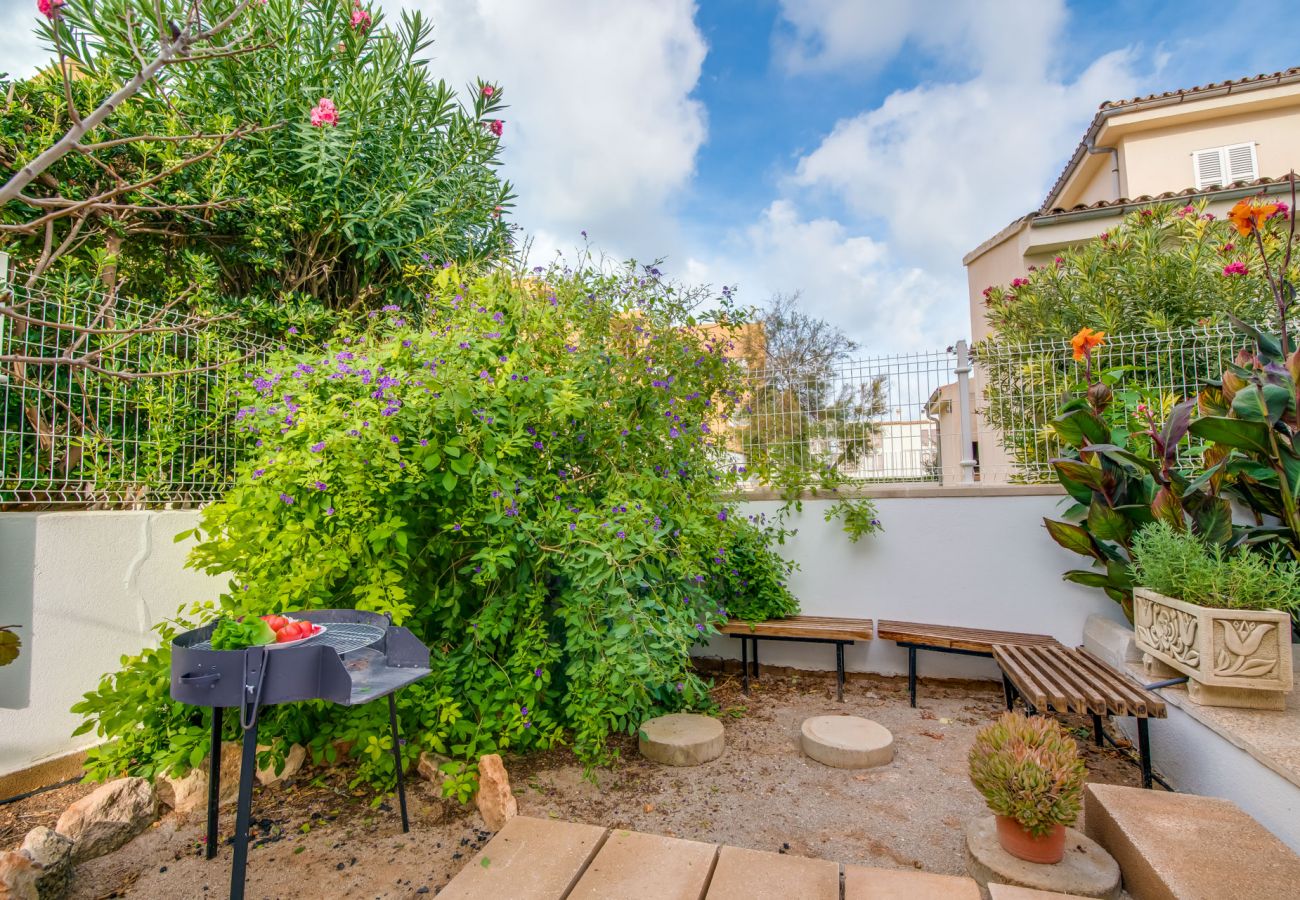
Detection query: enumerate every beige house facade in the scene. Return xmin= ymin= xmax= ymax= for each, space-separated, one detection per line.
xmin=958 ymin=66 xmax=1300 ymax=482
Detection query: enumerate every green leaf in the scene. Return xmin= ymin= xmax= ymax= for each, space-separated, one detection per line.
xmin=1086 ymin=502 xmax=1131 ymax=543
xmin=442 ymin=471 xmax=458 ymax=492
xmin=1189 ymin=416 xmax=1274 ymax=456
xmin=1051 ymin=408 xmax=1109 ymax=449
xmin=1043 ymin=518 xmax=1098 ymax=559
xmin=1063 ymin=570 xmax=1111 ymax=588
xmin=1051 ymin=459 xmax=1104 ymax=491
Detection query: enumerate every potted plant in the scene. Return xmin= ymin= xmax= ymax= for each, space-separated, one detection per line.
xmin=968 ymin=712 xmax=1085 ymax=865
xmin=1131 ymin=522 xmax=1297 ymax=709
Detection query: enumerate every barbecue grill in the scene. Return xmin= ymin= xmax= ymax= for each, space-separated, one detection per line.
xmin=170 ymin=609 xmax=432 ymax=900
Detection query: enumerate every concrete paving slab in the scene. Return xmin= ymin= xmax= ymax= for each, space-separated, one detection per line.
xmin=801 ymin=715 xmax=893 ymax=769
xmin=989 ymin=884 xmax=1084 ymax=899
xmin=844 ymin=863 xmax=980 ymax=899
xmin=965 ymin=817 xmax=1120 ymax=899
xmin=704 ymin=845 xmax=839 ymax=900
xmin=1084 ymin=782 xmax=1300 ymax=900
xmin=568 ymin=828 xmax=718 ymax=900
xmin=437 ymin=815 xmax=607 ymax=900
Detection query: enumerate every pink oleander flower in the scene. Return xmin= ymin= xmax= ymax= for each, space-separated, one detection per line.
xmin=1176 ymin=204 xmax=1196 ymax=218
xmin=1222 ymin=261 xmax=1248 ymax=277
xmin=482 ymin=84 xmax=495 ymax=98
xmin=1010 ymin=277 xmax=1029 ymax=288
xmin=489 ymin=119 xmax=504 ymax=137
xmin=350 ymin=2 xmax=371 ymax=30
xmin=310 ymin=98 xmax=339 ymax=127
xmin=38 ymin=0 xmax=65 ymax=19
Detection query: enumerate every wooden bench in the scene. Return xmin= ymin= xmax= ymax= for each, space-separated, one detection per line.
xmin=993 ymin=644 xmax=1168 ymax=788
xmin=720 ymin=616 xmax=873 ymax=702
xmin=876 ymin=620 xmax=1061 ymax=707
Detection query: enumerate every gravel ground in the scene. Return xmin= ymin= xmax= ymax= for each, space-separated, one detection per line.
xmin=3 ymin=668 xmax=1146 ymax=898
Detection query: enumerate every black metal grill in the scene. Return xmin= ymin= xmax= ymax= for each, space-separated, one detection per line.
xmin=169 ymin=609 xmax=432 ymax=900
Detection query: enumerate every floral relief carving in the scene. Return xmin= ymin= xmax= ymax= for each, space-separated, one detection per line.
xmin=1135 ymin=599 xmax=1199 ymax=667
xmin=1213 ymin=620 xmax=1279 ymax=679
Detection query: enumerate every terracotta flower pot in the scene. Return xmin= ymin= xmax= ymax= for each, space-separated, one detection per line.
xmin=994 ymin=814 xmax=1065 ymax=864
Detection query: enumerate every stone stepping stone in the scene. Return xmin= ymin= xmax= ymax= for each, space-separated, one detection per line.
xmin=438 ymin=816 xmax=605 ymax=900
xmin=845 ymin=864 xmax=980 ymax=899
xmin=800 ymin=715 xmax=894 ymax=769
xmin=1084 ymin=783 xmax=1300 ymax=900
xmin=705 ymin=845 xmax=839 ymax=900
xmin=569 ymin=829 xmax=717 ymax=900
xmin=989 ymin=884 xmax=1082 ymax=899
xmin=964 ymin=817 xmax=1120 ymax=899
xmin=638 ymin=713 xmax=724 ymax=766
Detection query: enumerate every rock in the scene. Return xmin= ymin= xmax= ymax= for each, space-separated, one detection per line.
xmin=417 ymin=752 xmax=450 ymax=784
xmin=215 ymin=742 xmax=244 ymax=805
xmin=20 ymin=827 xmax=73 ymax=899
xmin=800 ymin=715 xmax=893 ymax=769
xmin=256 ymin=743 xmax=306 ymax=787
xmin=0 ymin=850 xmax=40 ymax=900
xmin=475 ymin=754 xmax=517 ymax=831
xmin=964 ymin=816 xmax=1120 ymax=899
xmin=637 ymin=714 xmax=724 ymax=767
xmin=156 ymin=768 xmax=208 ymax=815
xmin=55 ymin=777 xmax=157 ymax=863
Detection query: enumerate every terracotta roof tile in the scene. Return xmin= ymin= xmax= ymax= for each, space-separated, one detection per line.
xmin=1041 ymin=175 xmax=1292 ymax=216
xmin=1098 ymin=67 xmax=1300 ymax=110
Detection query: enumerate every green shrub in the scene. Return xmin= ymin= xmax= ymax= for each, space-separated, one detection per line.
xmin=72 ymin=260 xmax=805 ymax=793
xmin=1130 ymin=522 xmax=1300 ymax=620
xmin=968 ymin=712 xmax=1085 ymax=837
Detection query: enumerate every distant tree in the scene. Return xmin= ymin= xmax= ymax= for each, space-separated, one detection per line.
xmin=739 ymin=292 xmax=886 ymax=486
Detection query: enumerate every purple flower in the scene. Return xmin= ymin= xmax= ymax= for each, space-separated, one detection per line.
xmin=669 ymin=427 xmax=679 ymax=438
xmin=617 ymin=530 xmax=626 ymax=539
xmin=717 ymin=510 xmax=727 ymax=521
xmin=492 ymin=311 xmax=504 ymax=322
xmin=314 ymin=481 xmax=327 ymax=491
xmin=479 ymin=370 xmax=491 ymax=380
xmin=453 ymin=523 xmax=462 ymax=531
xmin=695 ymin=624 xmax=705 ymax=632
xmin=252 ymin=468 xmax=266 ymax=479
xmin=325 ymin=507 xmax=335 ymax=515
xmin=390 ymin=435 xmax=400 ymax=444
xmin=310 ymin=441 xmax=326 ymax=453
xmin=534 ymin=667 xmax=543 ymax=677
xmin=287 ymin=326 xmax=300 ymax=335
xmin=533 ymin=441 xmax=544 ymax=450
xmin=279 ymin=493 xmax=295 ymax=505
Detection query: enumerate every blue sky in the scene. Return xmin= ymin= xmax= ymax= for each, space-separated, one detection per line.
xmin=2 ymin=0 xmax=1296 ymax=352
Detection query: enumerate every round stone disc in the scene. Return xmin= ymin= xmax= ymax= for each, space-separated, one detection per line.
xmin=638 ymin=714 xmax=724 ymax=766
xmin=965 ymin=816 xmax=1120 ymax=899
xmin=800 ymin=715 xmax=894 ymax=769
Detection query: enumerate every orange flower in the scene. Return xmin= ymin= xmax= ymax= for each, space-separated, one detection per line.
xmin=1228 ymin=198 xmax=1280 ymax=237
xmin=1071 ymin=327 xmax=1105 ymax=362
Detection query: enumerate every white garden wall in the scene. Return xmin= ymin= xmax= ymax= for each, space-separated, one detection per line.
xmin=0 ymin=510 xmax=220 ymax=779
xmin=696 ymin=490 xmax=1127 ymax=677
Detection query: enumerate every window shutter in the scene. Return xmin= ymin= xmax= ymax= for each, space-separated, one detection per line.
xmin=1193 ymin=149 xmax=1224 ymax=190
xmin=1225 ymin=144 xmax=1257 ymax=184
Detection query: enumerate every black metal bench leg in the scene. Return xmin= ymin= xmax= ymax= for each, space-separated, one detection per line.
xmin=1001 ymin=673 xmax=1015 ymax=711
xmin=388 ymin=693 xmax=410 ymax=833
xmin=751 ymin=637 xmax=759 ymax=679
xmin=836 ymin=642 xmax=845 ymax=702
xmin=1137 ymin=717 xmax=1153 ymax=789
xmin=908 ymin=646 xmax=917 ymax=707
xmin=1091 ymin=713 xmax=1104 ymax=747
xmin=741 ymin=637 xmax=749 ymax=694
xmin=229 ymin=720 xmax=259 ymax=900
xmin=206 ymin=706 xmax=222 ymax=860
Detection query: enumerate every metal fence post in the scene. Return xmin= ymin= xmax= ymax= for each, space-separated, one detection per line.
xmin=0 ymin=251 xmax=8 ymax=385
xmin=954 ymin=339 xmax=976 ymax=483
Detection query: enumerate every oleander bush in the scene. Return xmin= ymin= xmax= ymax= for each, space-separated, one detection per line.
xmin=72 ymin=260 xmax=806 ymax=797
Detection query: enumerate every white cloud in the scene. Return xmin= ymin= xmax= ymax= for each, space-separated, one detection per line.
xmin=403 ymin=0 xmax=708 ymax=261
xmin=0 ymin=1 xmax=53 ymax=79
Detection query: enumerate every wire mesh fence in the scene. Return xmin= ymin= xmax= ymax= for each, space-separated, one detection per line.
xmin=974 ymin=324 xmax=1248 ymax=484
xmin=730 ymin=349 xmax=958 ymax=487
xmin=1 ymin=268 xmax=274 ymax=508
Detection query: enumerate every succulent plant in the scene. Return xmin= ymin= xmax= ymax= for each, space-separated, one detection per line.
xmin=968 ymin=712 xmax=1086 ymax=838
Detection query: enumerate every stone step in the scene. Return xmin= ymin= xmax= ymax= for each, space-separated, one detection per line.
xmin=989 ymin=885 xmax=1083 ymax=899
xmin=1084 ymin=783 xmax=1300 ymax=900
xmin=639 ymin=713 xmax=725 ymax=766
xmin=800 ymin=716 xmax=894 ymax=769
xmin=844 ymin=864 xmax=980 ymax=899
xmin=437 ymin=816 xmax=607 ymax=900
xmin=568 ymin=828 xmax=718 ymax=900
xmin=704 ymin=845 xmax=839 ymax=900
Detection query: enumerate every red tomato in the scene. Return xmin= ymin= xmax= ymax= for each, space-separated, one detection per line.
xmin=262 ymin=615 xmax=289 ymax=632
xmin=275 ymin=625 xmax=300 ymax=644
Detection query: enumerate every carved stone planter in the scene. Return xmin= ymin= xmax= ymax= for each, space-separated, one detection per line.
xmin=1133 ymin=587 xmax=1293 ymax=710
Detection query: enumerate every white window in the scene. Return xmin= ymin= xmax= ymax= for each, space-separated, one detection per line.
xmin=1192 ymin=143 xmax=1258 ymax=190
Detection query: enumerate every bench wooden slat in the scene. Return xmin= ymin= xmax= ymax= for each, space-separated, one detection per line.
xmin=721 ymin=616 xmax=872 ymax=641
xmin=992 ymin=644 xmax=1167 ymax=720
xmin=877 ymin=620 xmax=1059 ymax=654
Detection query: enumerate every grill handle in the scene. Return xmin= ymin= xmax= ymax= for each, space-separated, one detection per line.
xmin=180 ymin=672 xmax=221 ymax=688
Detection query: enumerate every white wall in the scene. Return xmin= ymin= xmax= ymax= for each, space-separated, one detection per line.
xmin=696 ymin=493 xmax=1127 ymax=678
xmin=0 ymin=511 xmax=222 ymax=778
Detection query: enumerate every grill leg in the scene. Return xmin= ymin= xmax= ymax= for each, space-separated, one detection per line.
xmin=388 ymin=693 xmax=410 ymax=833
xmin=229 ymin=721 xmax=258 ymax=900
xmin=741 ymin=638 xmax=749 ymax=694
xmin=1091 ymin=713 xmax=1104 ymax=747
xmin=751 ymin=638 xmax=759 ymax=678
xmin=1137 ymin=717 xmax=1153 ymax=789
xmin=908 ymin=646 xmax=917 ymax=708
xmin=205 ymin=707 xmax=222 ymax=860
xmin=836 ymin=642 xmax=845 ymax=702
